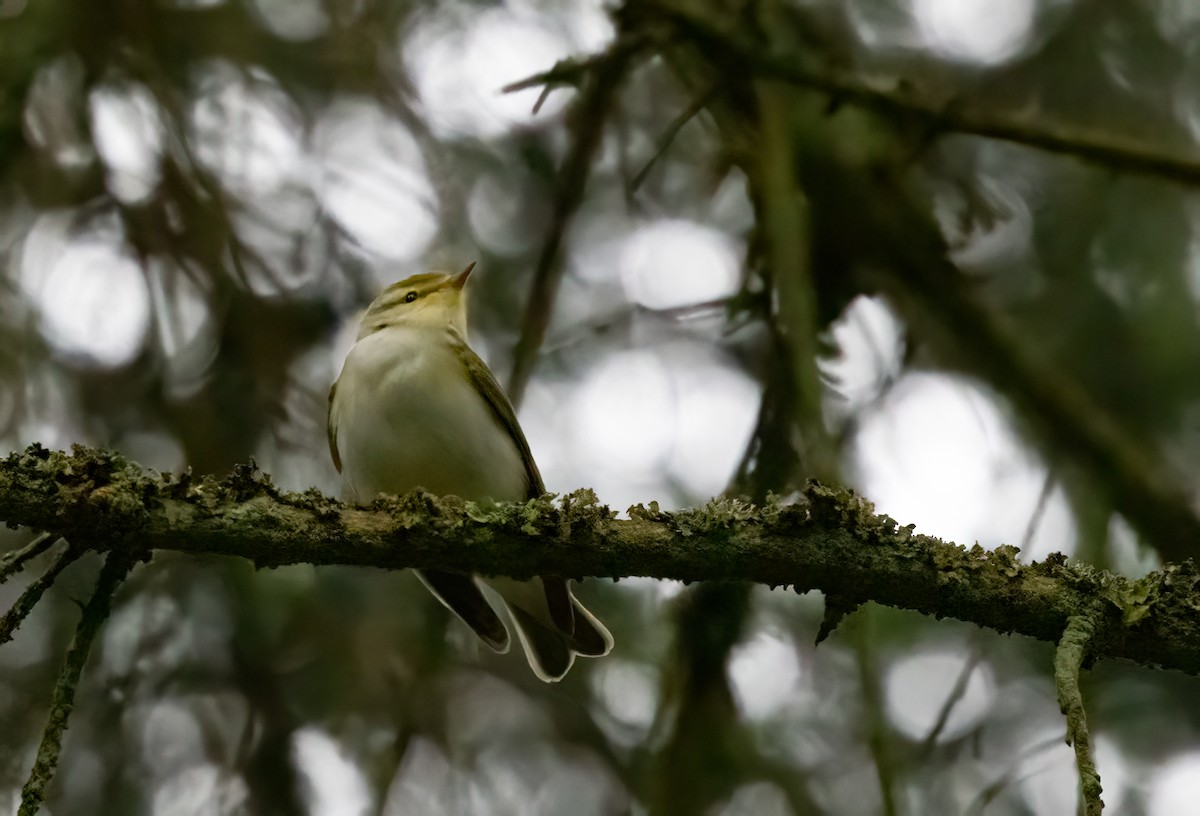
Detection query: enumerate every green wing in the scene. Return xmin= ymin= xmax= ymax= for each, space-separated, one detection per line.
xmin=455 ymin=342 xmax=545 ymax=499
xmin=327 ymin=381 xmax=341 ymax=473
xmin=457 ymin=340 xmax=578 ymax=638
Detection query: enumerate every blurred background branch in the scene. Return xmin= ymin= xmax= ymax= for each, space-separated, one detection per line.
xmin=651 ymin=1 xmax=1200 ymax=187
xmin=17 ymin=551 xmax=135 ymax=816
xmin=506 ymin=31 xmax=644 ymax=406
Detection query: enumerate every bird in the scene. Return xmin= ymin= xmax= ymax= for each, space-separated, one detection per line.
xmin=327 ymin=262 xmax=612 ymax=681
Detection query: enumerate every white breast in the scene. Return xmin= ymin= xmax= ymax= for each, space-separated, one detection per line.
xmin=331 ymin=327 xmax=528 ymax=503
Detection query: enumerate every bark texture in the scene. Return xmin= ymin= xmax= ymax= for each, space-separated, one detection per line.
xmin=2 ymin=444 xmax=1198 ymax=677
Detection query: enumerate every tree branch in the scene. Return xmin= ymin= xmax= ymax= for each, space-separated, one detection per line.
xmin=0 ymin=533 xmax=58 ymax=584
xmin=649 ymin=2 xmax=1200 ymax=187
xmin=1 ymin=444 xmax=1199 ymax=679
xmin=0 ymin=540 xmax=81 ymax=646
xmin=18 ymin=551 xmax=136 ymax=816
xmin=1054 ymin=612 xmax=1105 ymax=815
xmin=506 ymin=34 xmax=646 ymax=406
xmin=754 ymin=79 xmax=838 ymax=482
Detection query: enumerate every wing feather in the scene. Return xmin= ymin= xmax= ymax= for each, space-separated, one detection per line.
xmin=452 ymin=340 xmax=577 ymax=634
xmin=327 ymin=381 xmax=342 ymax=473
xmin=453 ymin=341 xmax=544 ymax=499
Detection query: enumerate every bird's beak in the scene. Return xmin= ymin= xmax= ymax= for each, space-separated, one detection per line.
xmin=451 ymin=262 xmax=476 ymax=291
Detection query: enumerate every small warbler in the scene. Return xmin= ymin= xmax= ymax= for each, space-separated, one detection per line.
xmin=327 ymin=263 xmax=612 ymax=681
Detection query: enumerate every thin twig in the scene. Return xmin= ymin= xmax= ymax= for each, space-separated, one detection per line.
xmin=0 ymin=532 xmax=58 ymax=586
xmin=1021 ymin=472 xmax=1056 ymax=552
xmin=18 ymin=552 xmax=136 ymax=816
xmin=129 ymin=52 xmax=261 ymax=284
xmin=0 ymin=541 xmax=81 ymax=646
xmin=630 ymin=83 xmax=718 ymax=192
xmin=501 ymin=51 xmax=616 ymax=95
xmin=507 ymin=37 xmax=645 ymax=407
xmin=918 ymin=643 xmax=984 ymax=755
xmin=965 ymin=733 xmax=1068 ymax=816
xmin=1054 ymin=612 xmax=1105 ymax=815
xmin=851 ymin=608 xmax=900 ymax=816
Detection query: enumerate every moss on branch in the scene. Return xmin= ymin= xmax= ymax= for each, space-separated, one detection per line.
xmin=3 ymin=444 xmax=1200 ymax=678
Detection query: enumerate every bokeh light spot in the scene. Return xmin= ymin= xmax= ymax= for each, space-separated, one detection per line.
xmin=150 ymin=764 xmax=249 ymax=816
xmin=667 ymin=349 xmax=759 ymax=498
xmin=1018 ymin=735 xmax=1084 ymax=816
xmin=293 ymin=727 xmax=372 ymax=816
xmin=937 ymin=176 xmax=1035 ymax=273
xmin=384 ymin=738 xmax=455 ymax=815
xmin=852 ymin=372 xmax=1074 ymax=556
xmin=31 ymin=237 xmax=150 ymax=369
xmin=913 ymin=0 xmax=1035 ymax=64
xmin=232 ymin=191 xmax=327 ymax=297
xmin=824 ymin=295 xmax=905 ymax=414
xmin=714 ymin=782 xmax=791 ymax=816
xmin=589 ymin=659 xmax=659 ymax=745
xmin=190 ymin=63 xmax=303 ymax=198
xmin=22 ymin=55 xmax=93 ymax=170
xmin=885 ymin=647 xmax=994 ymax=741
xmin=404 ymin=8 xmax=575 ymax=140
xmin=139 ymin=699 xmax=205 ymax=775
xmin=246 ymin=0 xmax=329 ymax=41
xmin=89 ymin=83 xmax=164 ymax=204
xmin=468 ymin=169 xmax=547 ymax=257
xmin=569 ymin=350 xmax=675 ymax=477
xmin=315 ymin=100 xmax=438 ymax=262
xmin=620 ymin=219 xmax=740 ymax=310
xmin=146 ymin=259 xmax=218 ymax=400
xmin=1148 ymin=751 xmax=1200 ymax=816
xmin=729 ymin=630 xmax=803 ymax=720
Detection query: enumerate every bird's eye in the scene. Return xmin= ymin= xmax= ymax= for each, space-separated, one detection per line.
xmin=404 ymin=291 xmax=418 ymax=303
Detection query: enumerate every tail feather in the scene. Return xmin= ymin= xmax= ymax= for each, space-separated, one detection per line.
xmin=416 ymin=570 xmax=510 ymax=653
xmin=493 ymin=578 xmax=613 ymax=681
xmin=507 ymin=604 xmax=575 ymax=682
xmin=419 ymin=571 xmax=613 ymax=681
xmin=543 ymin=577 xmax=575 ymax=633
xmin=569 ymin=594 xmax=613 ymax=657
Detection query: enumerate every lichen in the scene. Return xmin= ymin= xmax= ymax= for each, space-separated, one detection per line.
xmin=4 ymin=444 xmax=1200 ymax=679
xmin=1054 ymin=612 xmax=1105 ymax=814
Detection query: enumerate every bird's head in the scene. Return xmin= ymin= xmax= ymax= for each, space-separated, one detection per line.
xmin=358 ymin=262 xmax=475 ymax=340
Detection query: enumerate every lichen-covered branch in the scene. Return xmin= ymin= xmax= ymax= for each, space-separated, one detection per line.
xmin=1054 ymin=612 xmax=1105 ymax=815
xmin=2 ymin=445 xmax=1200 ymax=679
xmin=17 ymin=550 xmax=136 ymax=816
